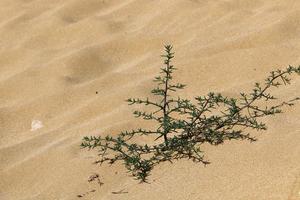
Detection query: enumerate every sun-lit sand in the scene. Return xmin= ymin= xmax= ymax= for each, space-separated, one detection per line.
xmin=1 ymin=0 xmax=300 ymax=199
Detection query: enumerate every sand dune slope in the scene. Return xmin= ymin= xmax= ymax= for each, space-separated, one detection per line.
xmin=1 ymin=0 xmax=300 ymax=199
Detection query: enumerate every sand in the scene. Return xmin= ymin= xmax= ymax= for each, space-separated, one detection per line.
xmin=1 ymin=0 xmax=300 ymax=199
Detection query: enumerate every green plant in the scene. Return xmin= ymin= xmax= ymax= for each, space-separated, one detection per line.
xmin=81 ymin=45 xmax=300 ymax=182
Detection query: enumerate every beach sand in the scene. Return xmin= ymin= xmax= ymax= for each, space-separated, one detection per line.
xmin=0 ymin=0 xmax=300 ymax=199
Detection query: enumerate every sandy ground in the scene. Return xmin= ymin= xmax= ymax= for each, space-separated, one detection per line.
xmin=1 ymin=0 xmax=300 ymax=199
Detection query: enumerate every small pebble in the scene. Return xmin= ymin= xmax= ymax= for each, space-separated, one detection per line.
xmin=31 ymin=120 xmax=43 ymax=131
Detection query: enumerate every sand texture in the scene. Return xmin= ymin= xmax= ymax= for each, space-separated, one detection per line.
xmin=1 ymin=0 xmax=300 ymax=199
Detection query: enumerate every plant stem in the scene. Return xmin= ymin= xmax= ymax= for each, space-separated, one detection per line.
xmin=163 ymin=60 xmax=169 ymax=145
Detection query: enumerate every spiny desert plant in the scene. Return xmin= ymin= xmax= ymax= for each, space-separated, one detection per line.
xmin=81 ymin=45 xmax=300 ymax=182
